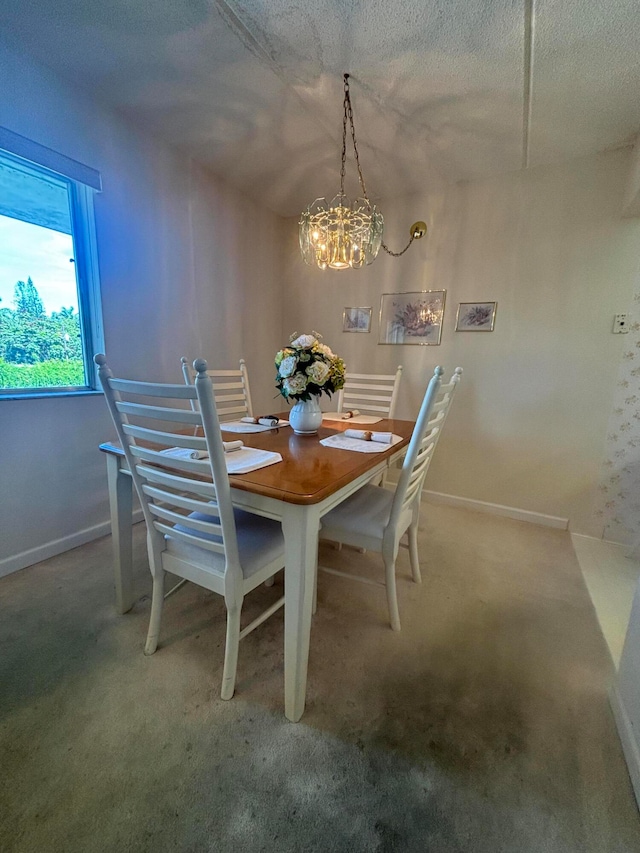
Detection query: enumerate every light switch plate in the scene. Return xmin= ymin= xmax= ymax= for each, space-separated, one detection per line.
xmin=613 ymin=313 xmax=629 ymax=334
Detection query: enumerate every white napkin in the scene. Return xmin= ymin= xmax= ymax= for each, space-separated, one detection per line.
xmin=160 ymin=440 xmax=243 ymax=461
xmin=321 ymin=409 xmax=360 ymax=419
xmin=322 ymin=412 xmax=383 ymax=425
xmin=344 ymin=429 xmax=393 ymax=444
xmin=319 ymin=433 xmax=403 ymax=453
xmin=159 ymin=444 xmax=282 ymax=473
xmin=241 ymin=415 xmax=280 ymax=427
xmin=225 ymin=447 xmax=283 ymax=474
xmin=222 ymin=419 xmax=289 ymax=433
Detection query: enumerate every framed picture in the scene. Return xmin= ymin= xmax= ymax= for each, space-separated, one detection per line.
xmin=455 ymin=301 xmax=497 ymax=331
xmin=342 ymin=306 xmax=372 ymax=333
xmin=378 ymin=291 xmax=445 ymax=345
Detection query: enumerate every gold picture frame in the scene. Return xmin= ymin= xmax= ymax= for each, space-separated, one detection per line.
xmin=455 ymin=302 xmax=497 ymax=331
xmin=378 ymin=291 xmax=445 ymax=345
xmin=342 ymin=306 xmax=372 ymax=333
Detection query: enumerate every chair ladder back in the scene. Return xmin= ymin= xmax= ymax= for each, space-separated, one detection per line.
xmin=181 ymin=356 xmax=253 ymax=421
xmin=390 ymin=366 xmax=463 ymax=528
xmin=96 ymin=355 xmax=243 ymax=580
xmin=337 ymin=365 xmax=403 ymax=418
xmin=387 ymin=367 xmax=443 ymax=530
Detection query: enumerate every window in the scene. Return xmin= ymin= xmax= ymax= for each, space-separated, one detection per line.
xmin=0 ymin=141 xmax=103 ymax=398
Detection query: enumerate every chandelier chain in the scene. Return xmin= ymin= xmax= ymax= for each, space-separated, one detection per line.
xmin=342 ymin=74 xmax=371 ymax=204
xmin=381 ymin=235 xmax=416 ymax=256
xmin=343 ymin=74 xmax=416 ymax=258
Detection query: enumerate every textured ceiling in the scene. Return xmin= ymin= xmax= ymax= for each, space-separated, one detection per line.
xmin=1 ymin=0 xmax=639 ymax=216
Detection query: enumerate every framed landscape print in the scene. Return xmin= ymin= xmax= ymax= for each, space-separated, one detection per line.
xmin=378 ymin=290 xmax=445 ymax=345
xmin=455 ymin=301 xmax=497 ymax=331
xmin=342 ymin=306 xmax=372 ymax=333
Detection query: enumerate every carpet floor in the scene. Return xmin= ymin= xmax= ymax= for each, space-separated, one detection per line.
xmin=1 ymin=504 xmax=639 ymax=852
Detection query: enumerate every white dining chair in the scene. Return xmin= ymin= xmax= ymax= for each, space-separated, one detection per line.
xmin=318 ymin=366 xmax=463 ymax=631
xmin=96 ymin=354 xmax=285 ymax=700
xmin=181 ymin=356 xmax=254 ymax=422
xmin=336 ymin=366 xmax=402 ymax=488
xmin=336 ymin=365 xmax=403 ymax=418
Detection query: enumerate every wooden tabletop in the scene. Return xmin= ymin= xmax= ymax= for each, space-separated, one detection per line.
xmin=100 ymin=414 xmax=414 ymax=506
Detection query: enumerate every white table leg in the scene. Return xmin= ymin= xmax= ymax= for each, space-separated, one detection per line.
xmin=282 ymin=503 xmax=320 ymax=722
xmin=106 ymin=453 xmax=135 ymax=614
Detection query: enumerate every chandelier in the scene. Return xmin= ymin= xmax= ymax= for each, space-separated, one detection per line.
xmin=299 ymin=74 xmax=426 ymax=271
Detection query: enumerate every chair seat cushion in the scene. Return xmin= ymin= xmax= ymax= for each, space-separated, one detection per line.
xmin=165 ymin=507 xmax=284 ymax=579
xmin=320 ymin=484 xmax=397 ymax=545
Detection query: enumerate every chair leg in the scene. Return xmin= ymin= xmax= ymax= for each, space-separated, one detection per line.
xmin=408 ymin=522 xmax=422 ymax=584
xmin=144 ymin=572 xmax=165 ymax=655
xmin=221 ymin=604 xmax=242 ymax=700
xmin=312 ymin=560 xmax=318 ymax=615
xmin=383 ymin=555 xmax=401 ymax=632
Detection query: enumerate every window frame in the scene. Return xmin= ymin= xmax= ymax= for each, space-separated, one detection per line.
xmin=0 ymin=148 xmax=104 ymax=400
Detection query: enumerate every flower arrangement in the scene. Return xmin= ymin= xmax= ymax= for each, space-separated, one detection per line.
xmin=275 ymin=332 xmax=345 ymax=402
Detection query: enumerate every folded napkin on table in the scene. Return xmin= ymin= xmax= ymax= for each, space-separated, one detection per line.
xmin=225 ymin=447 xmax=282 ymax=474
xmin=319 ymin=432 xmax=403 ymax=453
xmin=222 ymin=418 xmax=289 ymax=433
xmin=159 ymin=443 xmax=281 ymax=473
xmin=241 ymin=415 xmax=280 ymax=427
xmin=322 ymin=412 xmax=383 ymax=425
xmin=344 ymin=429 xmax=393 ymax=444
xmin=160 ymin=440 xmax=243 ymax=461
xmin=327 ymin=409 xmax=360 ymax=419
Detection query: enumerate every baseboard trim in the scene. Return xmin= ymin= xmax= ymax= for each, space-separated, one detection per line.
xmin=571 ymin=532 xmax=633 ymax=549
xmin=609 ymin=684 xmax=640 ymax=811
xmin=423 ymin=490 xmax=569 ymax=529
xmin=0 ymin=509 xmax=145 ymax=579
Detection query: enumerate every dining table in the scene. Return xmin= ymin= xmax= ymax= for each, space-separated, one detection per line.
xmin=99 ymin=414 xmax=414 ymax=722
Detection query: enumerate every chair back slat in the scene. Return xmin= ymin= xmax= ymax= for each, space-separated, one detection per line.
xmin=214 ymin=392 xmax=247 ymax=403
xmin=142 ymin=485 xmax=218 ymax=518
xmin=136 ymin=464 xmax=216 ymax=500
xmin=151 ymin=522 xmax=226 ymax=555
xmin=345 ymin=372 xmax=400 ymax=381
xmin=122 ymin=423 xmax=207 ymax=451
xmin=148 ymin=504 xmax=223 ymax=541
xmin=337 ymin=365 xmax=403 ymax=418
xmin=116 ymin=400 xmax=202 ymax=425
xmin=181 ymin=357 xmax=254 ymax=421
xmin=96 ymin=354 xmax=243 ymax=584
xmin=109 ymin=378 xmax=196 ymax=399
xmin=342 ymin=382 xmax=400 ymax=393
xmin=429 ymin=396 xmax=452 ymax=416
xmin=386 ymin=367 xmax=462 ymax=539
xmin=212 ymin=382 xmax=245 ymax=391
xmin=342 ymin=392 xmax=397 ymax=404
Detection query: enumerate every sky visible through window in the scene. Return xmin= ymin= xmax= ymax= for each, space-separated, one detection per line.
xmin=0 ymin=214 xmax=78 ymax=314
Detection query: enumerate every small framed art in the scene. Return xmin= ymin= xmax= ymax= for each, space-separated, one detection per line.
xmin=378 ymin=291 xmax=445 ymax=345
xmin=342 ymin=306 xmax=372 ymax=333
xmin=455 ymin=301 xmax=497 ymax=331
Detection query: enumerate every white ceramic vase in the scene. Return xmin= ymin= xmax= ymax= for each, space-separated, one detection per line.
xmin=289 ymin=396 xmax=323 ymax=435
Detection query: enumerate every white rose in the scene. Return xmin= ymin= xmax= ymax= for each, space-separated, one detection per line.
xmin=317 ymin=343 xmax=334 ymax=358
xmin=279 ymin=355 xmax=297 ymax=378
xmin=306 ymin=360 xmax=330 ymax=385
xmin=283 ymin=374 xmax=308 ymax=395
xmin=291 ymin=334 xmax=317 ymax=349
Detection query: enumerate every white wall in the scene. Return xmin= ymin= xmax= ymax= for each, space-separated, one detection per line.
xmin=0 ymin=41 xmax=284 ymax=573
xmin=283 ymin=149 xmax=640 ymax=536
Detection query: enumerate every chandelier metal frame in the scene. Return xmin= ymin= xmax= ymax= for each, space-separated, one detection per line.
xmin=299 ymin=73 xmax=426 ymax=271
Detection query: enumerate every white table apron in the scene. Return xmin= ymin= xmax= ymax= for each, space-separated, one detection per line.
xmin=102 ymin=446 xmax=405 ymax=722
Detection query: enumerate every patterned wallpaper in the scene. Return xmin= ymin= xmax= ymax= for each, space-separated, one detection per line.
xmin=595 ymin=294 xmax=640 ymax=544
